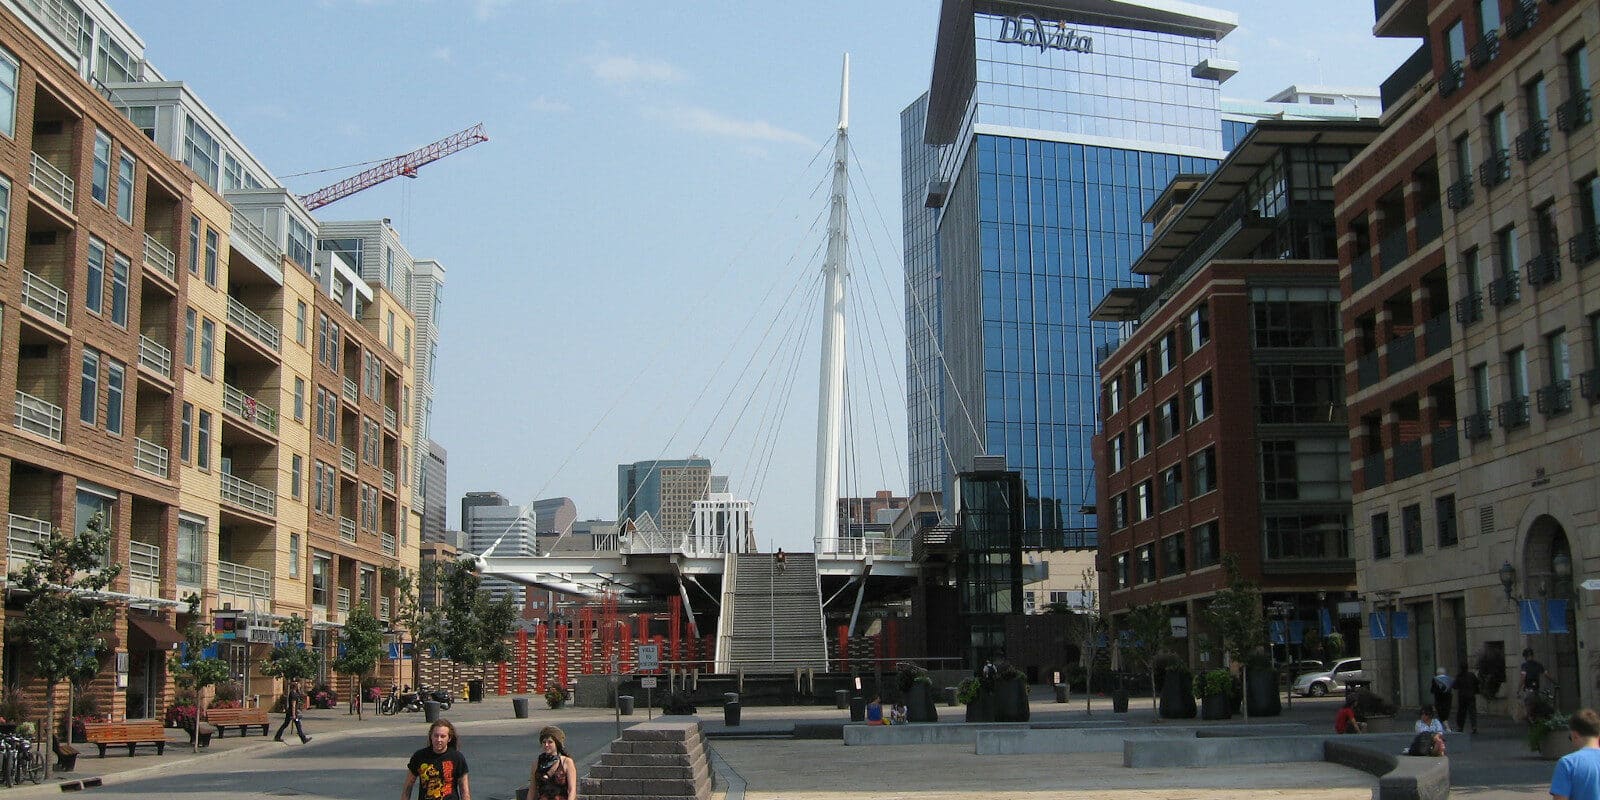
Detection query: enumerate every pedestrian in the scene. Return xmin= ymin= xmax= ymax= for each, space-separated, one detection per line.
xmin=866 ymin=695 xmax=885 ymax=725
xmin=406 ymin=719 xmax=470 ymax=800
xmin=1454 ymin=663 xmax=1480 ymax=734
xmin=1414 ymin=705 xmax=1447 ymax=734
xmin=274 ymin=679 xmax=312 ymax=744
xmin=774 ymin=548 xmax=786 ymax=574
xmin=1430 ymin=667 xmax=1454 ymax=725
xmin=1334 ymin=696 xmax=1366 ymax=734
xmin=1552 ymin=708 xmax=1600 ymax=800
xmin=1521 ymin=648 xmax=1550 ymax=719
xmin=528 ymin=725 xmax=575 ymax=800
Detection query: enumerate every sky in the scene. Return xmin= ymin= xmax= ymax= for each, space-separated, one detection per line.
xmin=111 ymin=1 xmax=1417 ymax=551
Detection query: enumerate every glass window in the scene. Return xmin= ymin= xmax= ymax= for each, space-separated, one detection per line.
xmin=1188 ymin=375 xmax=1213 ymax=424
xmin=1488 ymin=107 xmax=1509 ymax=152
xmin=1496 ymin=225 xmax=1518 ymax=277
xmin=85 ymin=238 xmax=105 ymax=314
xmin=1263 ymin=512 xmax=1351 ymax=560
xmin=80 ymin=348 xmax=99 ymax=425
xmin=204 ymin=229 xmax=219 ymax=286
xmin=105 ymin=360 xmax=124 ymax=435
xmin=1476 ymin=0 xmax=1500 ymax=34
xmin=1472 ymin=362 xmax=1491 ymax=412
xmin=1110 ymin=433 xmax=1125 ymax=471
xmin=1507 ymin=347 xmax=1528 ymax=398
xmin=1136 ymin=545 xmax=1155 ymax=583
xmin=1133 ymin=417 xmax=1151 ymax=458
xmin=288 ymin=218 xmax=314 ymax=269
xmin=1114 ymin=553 xmax=1129 ymax=589
xmin=197 ymin=410 xmax=212 ymax=470
xmin=312 ymin=554 xmax=330 ymax=606
xmin=1444 ymin=19 xmax=1467 ymax=65
xmin=1525 ymin=74 xmax=1548 ymax=127
xmin=288 ymin=533 xmax=301 ymax=579
xmin=1158 ymin=331 xmax=1177 ymax=374
xmin=1260 ymin=439 xmax=1350 ymax=501
xmin=1372 ymin=512 xmax=1392 ymax=560
xmin=124 ymin=105 xmax=156 ymax=140
xmin=1250 ymin=287 xmax=1341 ymax=348
xmin=184 ymin=308 xmax=196 ymax=368
xmin=1162 ymin=532 xmax=1186 ymax=576
xmin=1160 ymin=463 xmax=1183 ymax=509
xmin=177 ymin=516 xmax=205 ymax=586
xmin=1547 ymin=329 xmax=1570 ymax=383
xmin=115 ymin=152 xmax=135 ymax=223
xmin=1186 ymin=302 xmax=1210 ymax=353
xmin=1568 ymin=43 xmax=1591 ymax=101
xmin=296 ymin=301 xmax=308 ymax=345
xmin=1256 ymin=364 xmax=1344 ymax=424
xmin=0 ymin=46 xmax=17 ymax=138
xmin=188 ymin=216 xmax=200 ymax=275
xmin=0 ymin=176 xmax=9 ymax=262
xmin=1436 ymin=495 xmax=1458 ymax=547
xmin=91 ymin=130 xmax=111 ymax=204
xmin=1106 ymin=375 xmax=1122 ymax=414
xmin=1134 ymin=480 xmax=1153 ymax=521
xmin=200 ymin=318 xmax=215 ymax=378
xmin=183 ymin=117 xmax=220 ymax=188
xmin=1189 ymin=447 xmax=1217 ymax=496
xmin=1158 ymin=396 xmax=1181 ymax=441
xmin=94 ymin=30 xmax=139 ymax=83
xmin=1131 ymin=355 xmax=1148 ymax=395
xmin=1402 ymin=504 xmax=1423 ymax=555
xmin=294 ymin=377 xmax=306 ymax=421
xmin=110 ymin=252 xmax=128 ymax=326
xmin=1111 ymin=493 xmax=1128 ymax=529
xmin=180 ymin=402 xmax=192 ymax=462
xmin=1192 ymin=521 xmax=1220 ymax=568
xmin=291 ymin=455 xmax=303 ymax=500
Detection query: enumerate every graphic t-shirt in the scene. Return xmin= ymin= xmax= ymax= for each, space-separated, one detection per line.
xmin=1550 ymin=746 xmax=1600 ymax=800
xmin=409 ymin=747 xmax=469 ymax=800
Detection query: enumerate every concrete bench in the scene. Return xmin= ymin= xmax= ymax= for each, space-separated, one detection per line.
xmin=1124 ymin=731 xmax=1470 ymax=768
xmin=205 ymin=707 xmax=270 ymax=737
xmin=843 ymin=721 xmax=1027 ymax=746
xmin=82 ymin=721 xmax=167 ymax=757
xmin=1325 ymin=739 xmax=1450 ymax=800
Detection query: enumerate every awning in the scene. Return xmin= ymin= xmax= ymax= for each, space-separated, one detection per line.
xmin=127 ymin=615 xmax=185 ymax=650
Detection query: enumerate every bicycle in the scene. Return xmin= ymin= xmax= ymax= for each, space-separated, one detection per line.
xmin=0 ymin=732 xmax=43 ymax=786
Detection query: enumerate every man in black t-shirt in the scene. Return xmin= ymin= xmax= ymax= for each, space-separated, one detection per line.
xmin=405 ymin=719 xmax=469 ymax=800
xmin=1522 ymin=648 xmax=1548 ymax=694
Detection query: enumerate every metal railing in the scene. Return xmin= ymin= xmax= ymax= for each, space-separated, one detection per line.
xmin=1479 ymin=150 xmax=1511 ymax=189
xmin=1350 ymin=251 xmax=1373 ymax=289
xmin=383 ymin=469 xmax=396 ymax=493
xmin=1357 ymin=351 xmax=1380 ymax=389
xmin=133 ymin=437 xmax=169 ymax=478
xmin=226 ymin=296 xmax=282 ymax=352
xmin=340 ymin=516 xmax=358 ymax=542
xmin=342 ymin=376 xmax=360 ymax=405
xmin=1581 ymin=369 xmax=1600 ymax=403
xmin=1094 ymin=340 xmax=1120 ymax=365
xmin=1515 ymin=120 xmax=1551 ymax=162
xmin=1469 ymin=30 xmax=1500 ymax=70
xmin=382 ymin=532 xmax=396 ymax=556
xmin=220 ymin=472 xmax=277 ymax=516
xmin=1432 ymin=428 xmax=1460 ymax=466
xmin=143 ymin=232 xmax=176 ymax=281
xmin=384 ymin=407 xmax=398 ymax=429
xmin=230 ymin=211 xmax=281 ymax=263
xmin=1557 ymin=91 xmax=1593 ymax=133
xmin=832 ymin=536 xmax=912 ymax=559
xmin=7 ymin=514 xmax=51 ymax=569
xmin=1537 ymin=381 xmax=1573 ymax=416
xmin=1378 ymin=225 xmax=1409 ymax=271
xmin=1439 ymin=61 xmax=1467 ymax=98
xmin=129 ymin=540 xmax=160 ymax=582
xmin=1393 ymin=439 xmax=1424 ymax=481
xmin=222 ymin=383 xmax=280 ymax=434
xmin=22 ymin=270 xmax=69 ymax=324
xmin=1446 ymin=174 xmax=1474 ymax=210
xmin=1526 ymin=252 xmax=1561 ymax=288
xmin=1421 ymin=314 xmax=1451 ymax=357
xmin=341 ymin=447 xmax=358 ymax=473
xmin=1455 ymin=291 xmax=1484 ymax=326
xmin=1415 ymin=203 xmax=1442 ymax=246
xmin=1505 ymin=0 xmax=1539 ymax=37
xmin=1568 ymin=227 xmax=1600 ymax=267
xmin=337 ymin=587 xmax=351 ymax=614
xmin=13 ymin=390 xmax=63 ymax=441
xmin=218 ymin=559 xmax=272 ymax=601
xmin=1488 ymin=272 xmax=1521 ymax=308
xmin=1363 ymin=451 xmax=1386 ymax=489
xmin=139 ymin=335 xmax=172 ymax=378
xmin=1387 ymin=331 xmax=1417 ymax=374
xmin=1497 ymin=396 xmax=1531 ymax=430
xmin=29 ymin=151 xmax=75 ymax=210
xmin=1462 ymin=411 xmax=1492 ymax=441
xmin=623 ymin=528 xmax=747 ymax=557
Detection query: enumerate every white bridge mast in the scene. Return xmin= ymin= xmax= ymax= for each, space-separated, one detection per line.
xmin=814 ymin=54 xmax=850 ymax=555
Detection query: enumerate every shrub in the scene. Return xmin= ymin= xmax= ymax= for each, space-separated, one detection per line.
xmin=213 ymin=681 xmax=243 ymax=705
xmin=1194 ymin=669 xmax=1233 ymax=697
xmin=0 ymin=691 xmax=31 ymax=725
xmin=309 ymin=685 xmax=338 ymax=709
xmin=1529 ymin=711 xmax=1572 ymax=752
xmin=956 ymin=677 xmax=981 ymax=705
xmin=71 ymin=714 xmax=106 ymax=740
xmin=71 ymin=691 xmax=99 ymax=717
xmin=661 ymin=691 xmax=697 ymax=716
xmin=544 ymin=687 xmax=568 ymax=709
xmin=164 ymin=704 xmax=198 ymax=728
xmin=207 ymin=698 xmax=241 ymax=709
xmin=895 ymin=662 xmax=931 ymax=693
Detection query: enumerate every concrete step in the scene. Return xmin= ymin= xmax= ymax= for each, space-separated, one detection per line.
xmin=608 ymin=739 xmax=698 ymax=755
xmin=618 ymin=722 xmax=701 ymax=741
xmin=596 ymin=750 xmax=708 ymax=769
xmin=580 ymin=776 xmax=704 ymax=796
xmin=588 ymin=760 xmax=710 ymax=781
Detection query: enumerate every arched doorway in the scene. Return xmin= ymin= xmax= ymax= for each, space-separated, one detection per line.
xmin=1520 ymin=515 xmax=1580 ymax=711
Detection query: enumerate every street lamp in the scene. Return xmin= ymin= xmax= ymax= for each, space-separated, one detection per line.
xmin=1499 ymin=561 xmax=1517 ymax=600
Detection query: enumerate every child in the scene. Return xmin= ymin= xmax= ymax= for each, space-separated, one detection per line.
xmin=890 ymin=703 xmax=908 ymax=725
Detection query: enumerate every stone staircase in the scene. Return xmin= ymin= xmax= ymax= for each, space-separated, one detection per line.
xmin=580 ymin=720 xmax=712 ymax=800
xmin=723 ymin=552 xmax=828 ymax=673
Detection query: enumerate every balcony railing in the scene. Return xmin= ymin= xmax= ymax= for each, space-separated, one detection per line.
xmin=129 ymin=540 xmax=160 ymax=582
xmin=222 ymin=383 xmax=280 ymax=434
xmin=1463 ymin=411 xmax=1492 ymax=441
xmin=1469 ymin=30 xmax=1500 ymax=69
xmin=1356 ymin=351 xmax=1380 ymax=389
xmin=1432 ymin=427 xmax=1460 ymax=466
xmin=1557 ymin=91 xmax=1593 ymax=133
xmin=1416 ymin=203 xmax=1442 ymax=246
xmin=1387 ymin=331 xmax=1417 ymax=373
xmin=1581 ymin=369 xmax=1600 ymax=403
xmin=29 ymin=151 xmax=75 ymax=210
xmin=1439 ymin=61 xmax=1467 ymax=98
xmin=342 ymin=376 xmax=360 ymax=405
xmin=1446 ymin=174 xmax=1474 ymax=210
xmin=1094 ymin=340 xmax=1120 ymax=365
xmin=384 ymin=406 xmax=398 ymax=429
xmin=1363 ymin=451 xmax=1386 ymax=489
xmin=138 ymin=335 xmax=172 ymax=378
xmin=379 ymin=596 xmax=392 ymax=620
xmin=1505 ymin=0 xmax=1539 ymax=37
xmin=341 ymin=446 xmax=358 ymax=473
xmin=1537 ymin=380 xmax=1573 ymax=416
xmin=1515 ymin=120 xmax=1551 ymax=162
xmin=21 ymin=270 xmax=69 ymax=324
xmin=7 ymin=513 xmax=51 ymax=569
xmin=383 ymin=469 xmax=396 ymax=493
xmin=142 ymin=232 xmax=176 ymax=281
xmin=1497 ymin=396 xmax=1531 ymax=430
xmin=218 ymin=559 xmax=272 ymax=602
xmin=1568 ymin=228 xmax=1600 ymax=268
xmin=226 ymin=296 xmax=282 ymax=352
xmin=1526 ymin=252 xmax=1561 ymax=288
xmin=341 ymin=516 xmax=358 ymax=543
xmin=1479 ymin=151 xmax=1511 ymax=189
xmin=337 ymin=587 xmax=351 ymax=614
xmin=133 ymin=437 xmax=169 ymax=478
xmin=220 ymin=472 xmax=277 ymax=516
xmin=1454 ymin=291 xmax=1483 ymax=326
xmin=230 ymin=211 xmax=281 ymax=263
xmin=1379 ymin=225 xmax=1409 ymax=271
xmin=13 ymin=390 xmax=63 ymax=442
xmin=1488 ymin=272 xmax=1521 ymax=308
xmin=382 ymin=532 xmax=396 ymax=556
xmin=1350 ymin=251 xmax=1374 ymax=289
xmin=1393 ymin=439 xmax=1424 ymax=481
xmin=1423 ymin=314 xmax=1452 ymax=357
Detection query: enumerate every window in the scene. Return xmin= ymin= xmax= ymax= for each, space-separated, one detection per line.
xmin=184 ymin=308 xmax=197 ymax=368
xmin=1160 ymin=463 xmax=1183 ymax=509
xmin=1372 ymin=512 xmax=1392 ymax=560
xmin=200 ymin=319 xmax=215 ymax=378
xmin=288 ymin=533 xmax=301 ymax=579
xmin=0 ymin=177 xmax=9 ymax=262
xmin=1506 ymin=346 xmax=1529 ymax=399
xmin=386 ymin=310 xmax=396 ymax=351
xmin=197 ymin=410 xmax=212 ymax=470
xmin=110 ymin=253 xmax=128 ymax=326
xmin=1111 ymin=493 xmax=1128 ymax=529
xmin=1525 ymin=74 xmax=1548 ymax=128
xmin=403 ymin=327 xmax=412 ymax=365
xmin=1189 ymin=447 xmax=1217 ymax=496
xmin=294 ymin=377 xmax=306 ymax=421
xmin=1453 ymin=133 xmax=1473 ymax=186
xmin=183 ymin=118 xmax=220 ymax=187
xmin=1158 ymin=396 xmax=1181 ymax=441
xmin=296 ymin=301 xmax=308 ymax=345
xmin=1436 ymin=494 xmax=1458 ymax=547
xmin=1260 ymin=439 xmax=1351 ymax=500
xmin=1106 ymin=375 xmax=1123 ymax=414
xmin=1188 ymin=375 xmax=1213 ymax=424
xmin=1476 ymin=0 xmax=1500 ymax=36
xmin=1579 ymin=175 xmax=1600 ymax=235
xmin=1110 ymin=433 xmax=1126 ymax=472
xmin=312 ymin=463 xmax=325 ymax=515
xmin=1256 ymin=364 xmax=1344 ymax=424
xmin=1133 ymin=417 xmax=1151 ymax=458
xmin=288 ymin=218 xmax=314 ymax=269
xmin=1130 ymin=355 xmax=1148 ymax=395
xmin=85 ymin=238 xmax=105 ymax=314
xmin=105 ymin=360 xmax=124 ymax=435
xmin=177 ymin=517 xmax=204 ymax=585
xmin=1250 ymin=287 xmax=1341 ymax=348
xmin=1114 ymin=553 xmax=1129 ymax=589
xmin=180 ymin=403 xmax=193 ymax=462
xmin=1472 ymin=362 xmax=1491 ymax=412
xmin=1488 ymin=107 xmax=1510 ymax=154
xmin=115 ymin=152 xmax=135 ymax=223
xmin=1263 ymin=512 xmax=1350 ymax=560
xmin=95 ymin=30 xmax=139 ymax=83
xmin=1157 ymin=331 xmax=1177 ymax=374
xmin=1186 ymin=303 xmax=1210 ymax=352
xmin=1547 ymin=330 xmax=1570 ymax=383
xmin=204 ymin=229 xmax=219 ymax=286
xmin=1401 ymin=504 xmax=1423 ymax=555
xmin=123 ymin=106 xmax=156 ymax=140
xmin=188 ymin=216 xmax=200 ymax=275
xmin=91 ymin=130 xmax=111 ymax=204
xmin=1444 ymin=19 xmax=1467 ymax=66
xmin=312 ymin=554 xmax=330 ymax=606
xmin=1162 ymin=532 xmax=1186 ymax=576
xmin=80 ymin=348 xmax=99 ymax=425
xmin=1134 ymin=480 xmax=1154 ymax=521
xmin=0 ymin=46 xmax=16 ymax=137
xmin=291 ymin=454 xmax=303 ymax=500
xmin=1192 ymin=521 xmax=1220 ymax=568
xmin=1136 ymin=545 xmax=1155 ymax=583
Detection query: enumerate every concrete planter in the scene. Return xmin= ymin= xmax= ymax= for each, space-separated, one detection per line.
xmin=1200 ymin=693 xmax=1232 ymax=720
xmin=1541 ymin=730 xmax=1579 ymax=760
xmin=1160 ymin=670 xmax=1196 ymax=719
xmin=1111 ymin=689 xmax=1130 ymax=713
xmin=994 ymin=677 xmax=1030 ymax=722
xmin=906 ymin=682 xmax=939 ymax=723
xmin=1245 ymin=669 xmax=1282 ymax=717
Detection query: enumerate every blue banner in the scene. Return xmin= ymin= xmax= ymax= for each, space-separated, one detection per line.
xmin=1520 ymin=599 xmax=1544 ymax=634
xmin=1549 ymin=599 xmax=1570 ymax=634
xmin=1319 ymin=608 xmax=1334 ymax=637
xmin=1290 ymin=620 xmax=1307 ymax=645
xmin=1369 ymin=611 xmax=1388 ymax=640
xmin=1392 ymin=611 xmax=1410 ymax=640
xmin=1269 ymin=621 xmax=1287 ymax=645
xmin=388 ymin=643 xmax=402 ymax=659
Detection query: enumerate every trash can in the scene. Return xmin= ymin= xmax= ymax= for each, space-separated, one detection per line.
xmin=835 ymin=689 xmax=849 ymax=709
xmin=943 ymin=687 xmax=958 ymax=706
xmin=424 ymin=700 xmax=441 ymax=722
xmin=723 ymin=692 xmax=739 ymax=706
xmin=724 ymin=701 xmax=740 ymax=727
xmin=512 ymin=697 xmax=529 ymax=719
xmin=468 ymin=679 xmax=485 ymax=703
xmin=1054 ymin=683 xmax=1068 ymax=703
xmin=618 ymin=695 xmax=635 ymax=715
xmin=849 ymin=696 xmax=866 ymax=722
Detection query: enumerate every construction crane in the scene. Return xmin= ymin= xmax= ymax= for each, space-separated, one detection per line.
xmin=297 ymin=123 xmax=489 ymax=211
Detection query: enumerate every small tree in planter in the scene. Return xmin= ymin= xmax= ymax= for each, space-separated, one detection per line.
xmin=1120 ymin=603 xmax=1172 ymax=713
xmin=1201 ymin=556 xmax=1266 ymax=719
xmin=169 ymin=595 xmax=230 ymax=752
xmin=261 ymin=615 xmax=320 ymax=712
xmin=333 ymin=604 xmax=386 ymax=720
xmin=894 ymin=662 xmax=938 ymax=722
xmin=1052 ymin=568 xmax=1110 ymax=715
xmin=1195 ymin=669 xmax=1235 ymax=719
xmin=544 ymin=686 xmax=568 ymax=709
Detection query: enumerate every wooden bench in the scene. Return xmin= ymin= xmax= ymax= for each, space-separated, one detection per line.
xmin=205 ymin=707 xmax=271 ymax=737
xmin=82 ymin=721 xmax=167 ymax=757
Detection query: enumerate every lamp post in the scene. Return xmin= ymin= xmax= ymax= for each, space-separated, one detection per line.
xmin=1269 ymin=600 xmax=1294 ymax=709
xmin=1373 ymin=589 xmax=1401 ymax=706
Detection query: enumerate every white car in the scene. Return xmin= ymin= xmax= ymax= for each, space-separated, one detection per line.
xmin=1292 ymin=658 xmax=1365 ymax=697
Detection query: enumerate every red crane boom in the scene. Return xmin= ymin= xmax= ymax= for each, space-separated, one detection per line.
xmin=298 ymin=123 xmax=489 ymax=211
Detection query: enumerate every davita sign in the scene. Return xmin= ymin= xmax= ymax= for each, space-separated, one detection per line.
xmin=996 ymin=14 xmax=1094 ymax=54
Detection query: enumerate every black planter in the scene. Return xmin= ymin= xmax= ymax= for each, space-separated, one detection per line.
xmin=1111 ymin=689 xmax=1129 ymax=713
xmin=906 ymin=682 xmax=938 ymax=723
xmin=1159 ymin=669 xmax=1197 ymax=719
xmin=1200 ymin=693 xmax=1232 ymax=720
xmin=994 ymin=677 xmax=1031 ymax=722
xmin=1245 ymin=669 xmax=1282 ymax=717
xmin=964 ymin=693 xmax=996 ymax=722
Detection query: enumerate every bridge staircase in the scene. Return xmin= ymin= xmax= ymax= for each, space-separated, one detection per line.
xmin=715 ymin=552 xmax=828 ymax=674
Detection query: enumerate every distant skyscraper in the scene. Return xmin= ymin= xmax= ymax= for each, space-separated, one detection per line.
xmin=421 ymin=440 xmax=448 ymax=543
xmin=461 ymin=492 xmax=533 ymax=604
xmin=528 ymin=497 xmax=577 ymax=535
xmin=461 ymin=491 xmax=507 ymax=530
xmin=617 ymin=457 xmax=713 ymax=535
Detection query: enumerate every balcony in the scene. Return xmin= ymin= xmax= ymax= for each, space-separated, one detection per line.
xmin=1439 ymin=61 xmax=1467 ymax=98
xmin=341 ymin=446 xmax=358 ymax=473
xmin=1557 ymin=91 xmax=1593 ymax=133
xmin=1488 ymin=272 xmax=1521 ymax=308
xmin=340 ymin=516 xmax=357 ymax=543
xmin=226 ymin=296 xmax=282 ymax=352
xmin=1094 ymin=340 xmax=1120 ymax=365
xmin=7 ymin=513 xmax=51 ymax=572
xmin=1469 ymin=31 xmax=1500 ymax=70
xmin=222 ymin=383 xmax=280 ymax=435
xmin=1363 ymin=451 xmax=1386 ymax=489
xmin=342 ymin=376 xmax=360 ymax=405
xmin=337 ymin=587 xmax=351 ymax=615
xmin=1526 ymin=252 xmax=1561 ymax=288
xmin=142 ymin=233 xmax=176 ymax=281
xmin=133 ymin=437 xmax=169 ymax=479
xmin=384 ymin=407 xmax=398 ymax=430
xmin=1463 ymin=411 xmax=1492 ymax=441
xmin=1515 ymin=120 xmax=1551 ymax=162
xmin=29 ymin=151 xmax=75 ymax=210
xmin=1432 ymin=427 xmax=1460 ymax=466
xmin=383 ymin=469 xmax=396 ymax=493
xmin=13 ymin=390 xmax=63 ymax=442
xmin=1416 ymin=203 xmax=1442 ymax=246
xmin=21 ymin=270 xmax=69 ymax=324
xmin=382 ymin=532 xmax=396 ymax=556
xmin=1479 ymin=151 xmax=1511 ymax=189
xmin=1387 ymin=331 xmax=1417 ymax=373
xmin=1423 ymin=314 xmax=1452 ymax=357
xmin=1379 ymin=226 xmax=1409 ymax=271
xmin=1351 ymin=252 xmax=1374 ymax=290
xmin=218 ymin=559 xmax=272 ymax=603
xmin=129 ymin=540 xmax=160 ymax=584
xmin=220 ymin=472 xmax=277 ymax=516
xmin=1393 ymin=439 xmax=1424 ymax=481
xmin=230 ymin=211 xmax=282 ymax=270
xmin=1537 ymin=380 xmax=1573 ymax=416
xmin=1497 ymin=396 xmax=1531 ymax=430
xmin=1568 ymin=227 xmax=1600 ymax=268
xmin=1504 ymin=0 xmax=1539 ymax=38
xmin=1581 ymin=369 xmax=1600 ymax=403
xmin=379 ymin=596 xmax=392 ymax=621
xmin=138 ymin=335 xmax=172 ymax=378
xmin=1454 ymin=292 xmax=1483 ymax=326
xmin=1446 ymin=175 xmax=1474 ymax=210
xmin=1357 ymin=351 xmax=1380 ymax=389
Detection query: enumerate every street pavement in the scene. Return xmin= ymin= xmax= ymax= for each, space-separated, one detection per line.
xmin=0 ymin=690 xmax=1568 ymax=800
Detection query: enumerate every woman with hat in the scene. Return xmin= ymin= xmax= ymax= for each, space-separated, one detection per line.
xmin=529 ymin=725 xmax=576 ymax=800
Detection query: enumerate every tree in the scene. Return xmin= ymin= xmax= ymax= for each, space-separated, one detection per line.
xmin=333 ymin=604 xmax=386 ymax=720
xmin=261 ymin=615 xmax=320 ymax=691
xmin=390 ymin=565 xmax=432 ymax=687
xmin=1121 ymin=602 xmax=1173 ymax=711
xmin=1049 ymin=568 xmax=1108 ymax=715
xmin=6 ymin=513 xmax=120 ymax=778
xmin=1201 ymin=555 xmax=1265 ymax=718
xmin=397 ymin=559 xmax=515 ymax=684
xmin=169 ymin=593 xmax=230 ymax=753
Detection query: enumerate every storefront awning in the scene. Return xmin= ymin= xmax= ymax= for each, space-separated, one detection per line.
xmin=127 ymin=615 xmax=185 ymax=650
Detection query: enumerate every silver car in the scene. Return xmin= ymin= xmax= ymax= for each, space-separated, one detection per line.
xmin=1292 ymin=657 xmax=1364 ymax=697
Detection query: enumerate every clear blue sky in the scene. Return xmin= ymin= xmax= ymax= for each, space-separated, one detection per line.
xmin=115 ymin=1 xmax=1415 ymax=549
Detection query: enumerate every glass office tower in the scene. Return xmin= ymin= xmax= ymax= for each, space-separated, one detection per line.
xmin=907 ymin=0 xmax=1237 ymax=535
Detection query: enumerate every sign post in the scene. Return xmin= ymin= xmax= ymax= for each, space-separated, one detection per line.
xmin=610 ymin=653 xmax=621 ymax=740
xmin=641 ymin=676 xmax=657 ymax=720
xmin=637 ymin=645 xmax=660 ymax=721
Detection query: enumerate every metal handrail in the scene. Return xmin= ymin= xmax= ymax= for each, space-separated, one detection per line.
xmin=220 ymin=472 xmax=277 ymax=516
xmin=134 ymin=437 xmax=169 ymax=478
xmin=129 ymin=540 xmax=161 ymax=581
xmin=383 ymin=469 xmax=396 ymax=492
xmin=226 ymin=296 xmax=282 ymax=351
xmin=342 ymin=377 xmax=360 ymax=404
xmin=384 ymin=407 xmax=398 ymax=429
xmin=340 ymin=516 xmax=358 ymax=542
xmin=217 ymin=559 xmax=271 ymax=600
xmin=222 ymin=383 xmax=280 ymax=434
xmin=21 ymin=270 xmax=69 ymax=324
xmin=341 ymin=447 xmax=358 ymax=473
xmin=13 ymin=390 xmax=63 ymax=441
xmin=7 ymin=513 xmax=51 ymax=566
xmin=230 ymin=211 xmax=281 ymax=263
xmin=29 ymin=151 xmax=75 ymax=209
xmin=139 ymin=335 xmax=172 ymax=378
xmin=382 ymin=532 xmax=396 ymax=556
xmin=143 ymin=233 xmax=176 ymax=280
